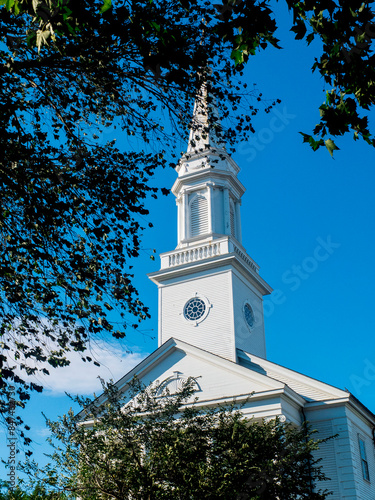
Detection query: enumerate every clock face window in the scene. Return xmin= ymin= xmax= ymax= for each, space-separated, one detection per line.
xmin=243 ymin=303 xmax=255 ymax=329
xmin=184 ymin=297 xmax=206 ymax=321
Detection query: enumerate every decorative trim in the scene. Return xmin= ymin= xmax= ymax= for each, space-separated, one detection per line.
xmin=169 ymin=243 xmax=220 ymax=267
xmin=234 ymin=246 xmax=257 ymax=272
xmin=156 ymin=372 xmax=201 ymax=396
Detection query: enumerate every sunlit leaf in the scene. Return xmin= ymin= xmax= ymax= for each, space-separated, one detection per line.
xmin=325 ymin=138 xmax=340 ymax=157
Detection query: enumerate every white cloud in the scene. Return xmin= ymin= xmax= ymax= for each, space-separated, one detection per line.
xmin=25 ymin=342 xmax=148 ymax=396
xmin=35 ymin=427 xmax=52 ymax=438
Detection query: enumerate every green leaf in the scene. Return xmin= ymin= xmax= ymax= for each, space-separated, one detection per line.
xmin=325 ymin=138 xmax=340 ymax=157
xmin=299 ymin=133 xmax=325 ymax=151
xmin=290 ymin=20 xmax=307 ymax=40
xmin=100 ymin=0 xmax=111 ymax=13
xmin=306 ymin=33 xmax=314 ymax=45
xmin=231 ymin=49 xmax=244 ymax=66
xmin=149 ymin=20 xmax=161 ymax=31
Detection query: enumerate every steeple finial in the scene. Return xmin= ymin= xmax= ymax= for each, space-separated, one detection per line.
xmin=187 ymin=79 xmax=225 ymax=154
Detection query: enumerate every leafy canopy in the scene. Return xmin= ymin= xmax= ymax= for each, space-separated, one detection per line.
xmin=1 ymin=0 xmax=374 ymax=441
xmin=285 ymin=0 xmax=375 ymax=154
xmin=20 ymin=378 xmax=332 ymax=499
xmin=0 ymin=0 xmax=279 ymax=439
xmin=0 ymin=481 xmax=67 ymax=499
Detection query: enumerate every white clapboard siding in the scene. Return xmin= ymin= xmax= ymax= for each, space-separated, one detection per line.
xmin=312 ymin=419 xmax=341 ymax=498
xmin=347 ymin=411 xmax=375 ymax=500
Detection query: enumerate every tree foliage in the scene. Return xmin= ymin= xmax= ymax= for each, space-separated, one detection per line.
xmin=20 ymin=379 xmax=332 ymax=499
xmin=0 ymin=0 xmax=279 ymax=437
xmin=0 ymin=481 xmax=67 ymax=500
xmin=1 ymin=0 xmax=374 ymax=440
xmin=285 ymin=0 xmax=375 ymax=153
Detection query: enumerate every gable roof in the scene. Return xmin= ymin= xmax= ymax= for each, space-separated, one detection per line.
xmin=237 ymin=349 xmax=347 ymax=402
xmin=237 ymin=349 xmax=375 ymax=424
xmin=113 ymin=337 xmax=288 ymax=397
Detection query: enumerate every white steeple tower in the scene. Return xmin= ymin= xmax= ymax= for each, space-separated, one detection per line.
xmin=149 ymin=85 xmax=272 ymax=362
xmin=175 ymin=82 xmax=244 ymax=247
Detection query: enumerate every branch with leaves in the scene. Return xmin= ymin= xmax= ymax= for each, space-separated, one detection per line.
xmin=0 ymin=0 xmax=278 ymax=441
xmin=1 ymin=0 xmax=374 ymax=443
xmin=18 ymin=378 xmax=333 ymax=499
xmin=285 ymin=0 xmax=375 ymax=154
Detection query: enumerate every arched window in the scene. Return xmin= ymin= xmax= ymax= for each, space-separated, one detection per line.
xmin=189 ymin=193 xmax=208 ymax=237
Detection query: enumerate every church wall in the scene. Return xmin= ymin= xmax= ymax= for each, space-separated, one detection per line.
xmin=159 ymin=268 xmax=236 ymax=361
xmin=130 ymin=353 xmax=304 ymax=427
xmin=305 ymin=407 xmax=346 ymax=498
xmin=305 ymin=405 xmax=375 ymax=499
xmin=241 ymin=394 xmax=303 ymax=425
xmin=231 ymin=270 xmax=267 ymax=358
xmin=345 ymin=407 xmax=375 ymax=500
xmin=310 ymin=416 xmax=349 ymax=498
xmin=240 ymin=396 xmax=294 ymax=422
xmin=128 ymin=349 xmax=187 ymax=390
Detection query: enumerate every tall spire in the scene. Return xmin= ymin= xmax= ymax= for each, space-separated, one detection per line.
xmin=172 ymin=83 xmax=245 ymax=249
xmin=148 ymin=82 xmax=272 ymax=362
xmin=187 ymin=81 xmax=225 ymax=154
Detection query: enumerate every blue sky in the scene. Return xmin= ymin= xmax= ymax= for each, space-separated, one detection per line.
xmin=2 ymin=0 xmax=375 ymax=482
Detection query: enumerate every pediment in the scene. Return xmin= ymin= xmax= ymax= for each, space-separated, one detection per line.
xmin=79 ymin=339 xmax=310 ymax=425
xmin=113 ymin=338 xmax=287 ymax=403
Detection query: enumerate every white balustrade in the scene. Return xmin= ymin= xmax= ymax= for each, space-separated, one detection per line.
xmin=168 ymin=243 xmax=220 ymax=267
xmin=160 ymin=238 xmax=259 ymax=274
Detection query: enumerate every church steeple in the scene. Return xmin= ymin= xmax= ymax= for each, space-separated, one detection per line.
xmin=173 ymin=83 xmax=244 ymax=249
xmin=186 ymin=81 xmax=224 ymax=153
xmin=148 ymin=88 xmax=272 ymax=362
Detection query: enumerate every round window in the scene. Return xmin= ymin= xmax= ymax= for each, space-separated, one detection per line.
xmin=184 ymin=297 xmax=206 ymax=321
xmin=243 ymin=303 xmax=255 ymax=329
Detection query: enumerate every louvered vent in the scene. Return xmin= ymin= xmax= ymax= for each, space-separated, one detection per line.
xmin=230 ymin=199 xmax=236 ymax=238
xmin=190 ymin=195 xmax=208 ymax=237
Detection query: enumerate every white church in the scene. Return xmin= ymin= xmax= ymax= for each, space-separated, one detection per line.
xmin=108 ymin=92 xmax=375 ymax=499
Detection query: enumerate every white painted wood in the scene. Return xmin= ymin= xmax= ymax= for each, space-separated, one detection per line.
xmin=346 ymin=408 xmax=375 ymax=499
xmin=159 ymin=268 xmax=236 ymax=361
xmin=189 ymin=192 xmax=208 ymax=237
xmin=232 ymin=271 xmax=267 ymax=358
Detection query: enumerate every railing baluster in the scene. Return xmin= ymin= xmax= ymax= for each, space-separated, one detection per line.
xmin=167 ymin=242 xmax=225 ymax=268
